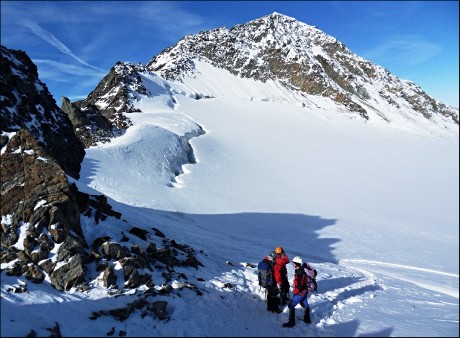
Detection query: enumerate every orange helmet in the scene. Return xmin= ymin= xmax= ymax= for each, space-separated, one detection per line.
xmin=275 ymin=246 xmax=283 ymax=254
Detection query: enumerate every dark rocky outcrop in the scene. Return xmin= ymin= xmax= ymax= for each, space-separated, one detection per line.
xmin=61 ymin=97 xmax=115 ymax=147
xmin=1 ymin=46 xmax=89 ymax=293
xmin=60 ymin=62 xmax=149 ymax=146
xmin=103 ymin=266 xmax=117 ymax=288
xmin=0 ymin=126 xmax=89 ymax=292
xmin=49 ymin=254 xmax=87 ymax=291
xmin=0 ymin=45 xmax=85 ymax=178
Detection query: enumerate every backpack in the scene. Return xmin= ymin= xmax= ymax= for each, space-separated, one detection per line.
xmin=258 ymin=259 xmax=274 ymax=288
xmin=303 ymin=262 xmax=317 ymax=292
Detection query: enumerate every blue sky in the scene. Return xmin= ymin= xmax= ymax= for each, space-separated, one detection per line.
xmin=1 ymin=1 xmax=458 ymax=108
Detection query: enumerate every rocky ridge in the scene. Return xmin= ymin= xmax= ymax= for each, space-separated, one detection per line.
xmin=60 ymin=62 xmax=148 ymax=147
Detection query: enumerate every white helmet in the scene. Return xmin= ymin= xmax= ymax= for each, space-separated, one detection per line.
xmin=292 ymin=256 xmax=303 ymax=265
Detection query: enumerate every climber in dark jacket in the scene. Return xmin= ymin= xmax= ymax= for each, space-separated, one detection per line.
xmin=264 ymin=252 xmax=282 ymax=313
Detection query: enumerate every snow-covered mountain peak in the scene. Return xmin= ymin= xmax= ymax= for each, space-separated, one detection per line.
xmin=146 ymin=13 xmax=458 ymax=129
xmin=147 ymin=11 xmax=348 ymax=81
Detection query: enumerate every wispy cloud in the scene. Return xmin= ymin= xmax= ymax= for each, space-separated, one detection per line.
xmin=86 ymin=2 xmax=211 ymax=41
xmin=363 ymin=35 xmax=442 ymax=67
xmin=364 ymin=1 xmax=420 ymax=19
xmin=136 ymin=2 xmax=209 ymax=32
xmin=19 ymin=19 xmax=106 ymax=72
xmin=32 ymin=59 xmax=106 ymax=101
xmin=2 ymin=1 xmax=210 ymax=102
xmin=33 ymin=59 xmax=106 ymax=81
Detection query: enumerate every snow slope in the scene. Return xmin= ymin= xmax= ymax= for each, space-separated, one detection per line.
xmin=2 ymin=61 xmax=458 ymax=337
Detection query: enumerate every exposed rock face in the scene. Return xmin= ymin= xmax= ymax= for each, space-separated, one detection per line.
xmin=61 ymin=97 xmax=114 ymax=148
xmin=85 ymin=61 xmax=147 ymax=115
xmin=49 ymin=254 xmax=87 ymax=291
xmin=1 ymin=45 xmax=90 ymax=292
xmin=0 ymin=129 xmax=78 ymax=232
xmin=146 ymin=12 xmax=458 ymax=123
xmin=0 ymin=45 xmax=85 ymax=178
xmin=0 ymin=128 xmax=89 ymax=291
xmin=1 ymin=45 xmax=89 ymax=292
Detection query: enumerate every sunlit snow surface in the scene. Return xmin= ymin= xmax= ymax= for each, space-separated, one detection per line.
xmin=2 ymin=61 xmax=458 ymax=337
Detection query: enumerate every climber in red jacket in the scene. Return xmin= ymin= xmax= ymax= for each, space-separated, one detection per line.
xmin=273 ymin=246 xmax=290 ymax=305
